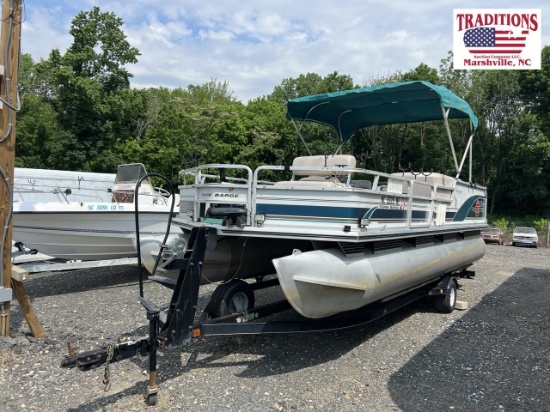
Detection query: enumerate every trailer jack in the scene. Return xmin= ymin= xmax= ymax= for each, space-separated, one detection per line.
xmin=62 ymin=224 xmax=208 ymax=405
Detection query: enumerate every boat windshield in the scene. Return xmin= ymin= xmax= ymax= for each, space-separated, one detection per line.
xmin=115 ymin=163 xmax=148 ymax=183
xmin=112 ymin=163 xmax=150 ymax=203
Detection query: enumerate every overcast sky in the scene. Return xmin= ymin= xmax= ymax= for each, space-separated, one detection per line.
xmin=20 ymin=1 xmax=549 ymax=102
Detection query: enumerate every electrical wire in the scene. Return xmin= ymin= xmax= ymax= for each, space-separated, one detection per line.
xmin=1 ymin=0 xmax=23 ymax=144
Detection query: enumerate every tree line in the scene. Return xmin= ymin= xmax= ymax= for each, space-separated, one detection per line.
xmin=15 ymin=7 xmax=550 ymax=218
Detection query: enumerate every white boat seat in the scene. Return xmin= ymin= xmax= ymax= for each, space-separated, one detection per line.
xmin=291 ymin=155 xmax=356 ymax=176
xmin=392 ymin=172 xmax=456 ymax=187
xmin=274 ymin=155 xmax=355 ymax=187
xmin=390 ymin=172 xmax=455 ymax=200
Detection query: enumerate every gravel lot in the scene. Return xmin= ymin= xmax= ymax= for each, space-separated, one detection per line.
xmin=1 ymin=245 xmax=549 ymax=412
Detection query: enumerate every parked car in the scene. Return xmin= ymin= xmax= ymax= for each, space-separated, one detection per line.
xmin=512 ymin=226 xmax=538 ymax=248
xmin=480 ymin=227 xmax=504 ymax=245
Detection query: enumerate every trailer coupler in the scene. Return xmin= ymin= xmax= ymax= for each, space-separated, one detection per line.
xmin=61 ymin=338 xmax=151 ymax=371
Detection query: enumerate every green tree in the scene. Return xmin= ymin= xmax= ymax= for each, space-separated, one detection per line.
xmin=116 ymin=82 xmax=246 ymax=183
xmin=15 ymin=94 xmax=59 ymax=168
xmin=518 ymin=46 xmax=550 ymax=133
xmin=401 ymin=63 xmax=440 ymax=84
xmin=270 ymin=71 xmax=355 ymax=103
xmin=268 ymin=72 xmax=357 ymax=156
xmin=237 ymin=97 xmax=293 ymax=171
xmin=32 ymin=6 xmax=142 ymax=172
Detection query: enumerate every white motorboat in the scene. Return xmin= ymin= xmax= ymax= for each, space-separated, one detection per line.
xmin=140 ymin=81 xmax=487 ymax=319
xmin=12 ymin=163 xmax=178 ymax=261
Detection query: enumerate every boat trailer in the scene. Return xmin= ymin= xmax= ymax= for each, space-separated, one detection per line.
xmin=60 ymin=224 xmax=475 ymax=406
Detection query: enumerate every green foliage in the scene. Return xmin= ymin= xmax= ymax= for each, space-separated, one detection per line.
xmin=488 ymin=216 xmax=511 ymax=233
xmin=518 ymin=46 xmax=550 ymax=133
xmin=66 ymin=6 xmax=140 ymax=91
xmin=401 ymin=63 xmax=440 ymax=84
xmin=269 ymin=71 xmax=356 ymax=103
xmin=26 ymin=6 xmax=144 ymax=173
xmin=15 ymin=95 xmax=58 ymax=168
xmin=532 ymin=218 xmax=549 ymax=232
xmin=489 ymin=215 xmax=548 ymax=233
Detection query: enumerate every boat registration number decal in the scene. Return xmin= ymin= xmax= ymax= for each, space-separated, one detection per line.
xmin=87 ymin=204 xmax=124 ymax=211
xmin=380 ymin=196 xmax=406 ymax=210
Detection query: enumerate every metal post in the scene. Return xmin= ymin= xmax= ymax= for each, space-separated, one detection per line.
xmin=146 ymin=311 xmax=159 ymax=405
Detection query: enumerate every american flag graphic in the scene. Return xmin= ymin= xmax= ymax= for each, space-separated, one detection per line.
xmin=463 ymin=27 xmax=528 ymax=54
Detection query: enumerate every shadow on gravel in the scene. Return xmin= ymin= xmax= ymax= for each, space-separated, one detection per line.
xmin=182 ymin=306 xmax=415 ymax=378
xmin=388 ymin=267 xmax=550 ymax=412
xmin=21 ymin=265 xmax=141 ymax=298
xmin=65 ymin=294 xmax=434 ymax=411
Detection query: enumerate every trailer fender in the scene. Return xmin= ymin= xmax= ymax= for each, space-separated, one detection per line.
xmin=428 ymin=275 xmax=457 ymax=297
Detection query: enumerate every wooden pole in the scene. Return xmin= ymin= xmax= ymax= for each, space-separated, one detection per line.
xmin=11 ymin=265 xmax=44 ymax=338
xmin=0 ymin=0 xmax=22 ymax=337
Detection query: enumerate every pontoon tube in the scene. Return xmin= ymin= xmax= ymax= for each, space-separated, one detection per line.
xmin=273 ymin=237 xmax=485 ymax=318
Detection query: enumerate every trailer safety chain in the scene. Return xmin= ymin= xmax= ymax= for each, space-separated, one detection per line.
xmin=103 ymin=343 xmax=114 ymax=392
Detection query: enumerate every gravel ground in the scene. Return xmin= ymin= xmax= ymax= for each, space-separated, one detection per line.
xmin=1 ymin=245 xmax=549 ymax=412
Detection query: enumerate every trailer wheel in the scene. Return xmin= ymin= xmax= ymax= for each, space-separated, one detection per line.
xmin=434 ymin=279 xmax=457 ymax=313
xmin=209 ymin=279 xmax=255 ymax=318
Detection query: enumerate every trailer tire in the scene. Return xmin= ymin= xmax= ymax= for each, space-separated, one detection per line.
xmin=434 ymin=279 xmax=457 ymax=313
xmin=209 ymin=279 xmax=255 ymax=318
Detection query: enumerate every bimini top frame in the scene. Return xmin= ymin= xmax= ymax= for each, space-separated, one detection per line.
xmin=286 ymin=81 xmax=479 ymax=181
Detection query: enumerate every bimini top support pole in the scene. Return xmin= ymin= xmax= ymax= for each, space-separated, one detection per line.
xmin=443 ymin=107 xmax=460 ymax=176
xmin=456 ymin=131 xmax=475 ymax=180
xmin=290 ymin=118 xmax=312 ymax=156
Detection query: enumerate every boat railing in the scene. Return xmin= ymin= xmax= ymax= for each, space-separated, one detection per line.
xmin=179 ymin=164 xmax=254 ymax=226
xmin=177 ymin=162 xmax=464 ymax=231
xmin=252 ymin=164 xmax=456 ymax=229
xmin=13 ymin=186 xmax=112 ymax=204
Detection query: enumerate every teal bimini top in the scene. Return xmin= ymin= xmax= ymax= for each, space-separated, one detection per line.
xmin=286 ymin=81 xmax=478 ymax=143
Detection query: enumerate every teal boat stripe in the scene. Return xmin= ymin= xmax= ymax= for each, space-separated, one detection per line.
xmin=257 ymin=204 xmax=428 ymax=220
xmin=453 ymin=196 xmax=485 ymax=221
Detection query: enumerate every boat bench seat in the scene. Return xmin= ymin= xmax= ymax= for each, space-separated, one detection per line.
xmin=291 ymin=155 xmax=356 ymax=176
xmin=392 ymin=172 xmax=456 ymax=187
xmin=275 ymin=155 xmax=356 ymax=187
xmin=390 ymin=172 xmax=455 ymax=200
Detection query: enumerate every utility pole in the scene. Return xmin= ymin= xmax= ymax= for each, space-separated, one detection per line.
xmin=0 ymin=0 xmax=22 ymax=337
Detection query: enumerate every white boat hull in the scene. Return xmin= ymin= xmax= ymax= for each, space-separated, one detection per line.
xmin=12 ymin=163 xmax=178 ymax=261
xmin=13 ymin=207 xmax=173 ymax=261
